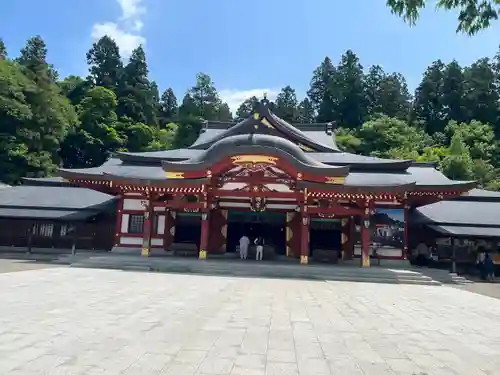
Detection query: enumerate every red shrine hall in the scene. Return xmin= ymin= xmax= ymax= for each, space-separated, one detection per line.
xmin=58 ymin=98 xmax=475 ymax=266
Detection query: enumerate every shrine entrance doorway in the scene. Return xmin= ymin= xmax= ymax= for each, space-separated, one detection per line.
xmin=227 ymin=211 xmax=286 ymax=256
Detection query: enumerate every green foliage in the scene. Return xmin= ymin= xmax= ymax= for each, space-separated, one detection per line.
xmin=387 ymin=0 xmax=500 ymax=34
xmin=275 ymin=85 xmax=298 ymax=123
xmin=357 ymin=115 xmax=432 ymax=158
xmin=3 ymin=33 xmax=500 ymax=192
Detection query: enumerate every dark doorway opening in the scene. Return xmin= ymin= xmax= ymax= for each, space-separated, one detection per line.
xmin=227 ymin=211 xmax=286 ymax=255
xmin=174 ymin=212 xmax=201 ymax=246
xmin=309 ymin=218 xmax=342 ymax=256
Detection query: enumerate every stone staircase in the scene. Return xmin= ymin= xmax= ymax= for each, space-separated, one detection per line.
xmin=416 ymin=268 xmax=473 ymax=285
xmin=67 ymin=255 xmax=443 ymax=286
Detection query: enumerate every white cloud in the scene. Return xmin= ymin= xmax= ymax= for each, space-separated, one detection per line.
xmin=219 ymin=88 xmax=279 ymax=115
xmin=91 ymin=0 xmax=146 ymax=59
xmin=117 ymin=0 xmax=145 ymax=21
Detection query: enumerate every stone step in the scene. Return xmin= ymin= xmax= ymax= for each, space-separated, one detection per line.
xmin=70 ymin=257 xmax=441 ymax=286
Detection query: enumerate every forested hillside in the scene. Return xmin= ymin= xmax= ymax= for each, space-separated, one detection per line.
xmin=1 ymin=35 xmax=500 ymax=189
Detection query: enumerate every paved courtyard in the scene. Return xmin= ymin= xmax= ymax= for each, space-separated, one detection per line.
xmin=1 ymin=268 xmax=500 ymax=375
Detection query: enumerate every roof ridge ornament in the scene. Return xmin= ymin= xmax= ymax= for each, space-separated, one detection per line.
xmin=261 ymin=92 xmax=269 ymax=106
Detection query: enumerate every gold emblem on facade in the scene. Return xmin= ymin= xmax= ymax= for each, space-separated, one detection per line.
xmin=231 ymin=155 xmax=278 ymax=165
xmin=325 ymin=176 xmax=345 ymax=184
xmin=165 ymin=172 xmax=185 ymax=179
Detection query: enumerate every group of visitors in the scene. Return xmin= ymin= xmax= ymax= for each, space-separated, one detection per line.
xmin=238 ymin=234 xmax=265 ymax=261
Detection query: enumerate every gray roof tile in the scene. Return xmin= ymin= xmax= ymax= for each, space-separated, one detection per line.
xmin=416 ymin=200 xmax=500 ymax=226
xmin=0 ymin=186 xmax=116 ymax=210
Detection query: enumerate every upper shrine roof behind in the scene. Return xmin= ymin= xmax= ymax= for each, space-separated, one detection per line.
xmin=116 ymin=98 xmax=412 ymax=171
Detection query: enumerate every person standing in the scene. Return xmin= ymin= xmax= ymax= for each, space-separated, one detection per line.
xmin=254 ymin=235 xmax=264 ymax=261
xmin=483 ymin=253 xmax=495 ymax=282
xmin=239 ymin=235 xmax=250 ymax=260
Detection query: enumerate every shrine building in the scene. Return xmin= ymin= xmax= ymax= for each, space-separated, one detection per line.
xmin=52 ymin=98 xmax=476 ymax=266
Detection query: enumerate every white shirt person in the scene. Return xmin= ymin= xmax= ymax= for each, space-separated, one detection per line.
xmin=239 ymin=235 xmax=250 ymax=260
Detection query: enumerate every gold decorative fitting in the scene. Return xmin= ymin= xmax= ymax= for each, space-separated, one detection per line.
xmin=165 ymin=171 xmax=185 ymax=179
xmin=299 ymin=144 xmax=313 ymax=152
xmin=300 ymin=255 xmax=308 ymax=265
xmin=141 ymin=247 xmax=149 ymax=257
xmin=231 ymin=155 xmax=278 ymax=165
xmin=325 ymin=176 xmax=345 ymax=185
xmin=199 ymin=249 xmax=207 ymax=259
xmin=260 ymin=117 xmax=274 ymax=128
xmin=253 ymin=113 xmax=260 ymax=120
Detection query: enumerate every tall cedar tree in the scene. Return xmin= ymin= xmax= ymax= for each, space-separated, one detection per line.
xmin=307 ymin=57 xmax=336 ymax=123
xmin=117 ymin=45 xmax=157 ymax=126
xmin=412 ymin=60 xmax=446 ymax=133
xmin=440 ymin=60 xmax=467 ymax=124
xmin=297 ymin=98 xmax=315 ymax=123
xmin=159 ymin=87 xmax=178 ymax=125
xmin=15 ymin=36 xmax=77 ymax=173
xmin=463 ymin=58 xmax=499 ymax=127
xmin=86 ymin=36 xmax=123 ymax=91
xmin=275 ymin=86 xmax=298 ymax=123
xmin=330 ymin=50 xmax=367 ymax=128
xmin=189 ymin=73 xmax=231 ymax=121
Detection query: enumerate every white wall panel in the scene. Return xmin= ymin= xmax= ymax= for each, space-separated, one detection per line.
xmin=123 ymin=199 xmax=143 ymax=210
xmin=121 ymin=214 xmax=130 ymax=233
xmin=157 ymin=215 xmax=165 ymax=235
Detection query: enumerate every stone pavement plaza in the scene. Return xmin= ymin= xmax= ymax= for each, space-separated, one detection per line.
xmin=1 ymin=268 xmax=500 ymax=375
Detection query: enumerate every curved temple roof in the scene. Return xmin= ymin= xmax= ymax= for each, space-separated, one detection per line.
xmin=161 ymin=134 xmax=349 ymax=182
xmin=57 ymin=98 xmax=476 ymax=194
xmin=188 ymin=99 xmax=339 ymax=152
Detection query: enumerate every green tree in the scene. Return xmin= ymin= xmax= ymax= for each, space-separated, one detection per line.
xmin=59 ymin=75 xmax=91 ymax=106
xmin=463 ymin=58 xmax=499 ymax=127
xmin=365 ymin=65 xmax=411 ymax=120
xmin=297 ymin=98 xmax=315 ymax=123
xmin=235 ymin=96 xmax=259 ymax=119
xmin=275 ymin=85 xmax=298 ymax=123
xmin=440 ymin=134 xmax=473 ymax=180
xmin=189 ymin=73 xmax=223 ymax=121
xmin=440 ymin=60 xmax=467 ymax=123
xmin=445 ymin=120 xmax=496 ymax=160
xmin=86 ymin=36 xmax=123 ymax=91
xmin=0 ymin=38 xmax=6 ymax=60
xmin=0 ymin=59 xmax=37 ymax=183
xmin=358 ymin=115 xmax=431 ymax=158
xmin=387 ymin=0 xmax=500 ymax=34
xmin=307 ymin=57 xmax=336 ymax=122
xmin=159 ymin=87 xmax=178 ymax=124
xmin=117 ymin=45 xmax=157 ymax=126
xmin=330 ymin=50 xmax=367 ymax=128
xmin=412 ymin=60 xmax=445 ymax=133
xmin=16 ymin=36 xmax=77 ymax=165
xmin=59 ymin=86 xmax=123 ymax=168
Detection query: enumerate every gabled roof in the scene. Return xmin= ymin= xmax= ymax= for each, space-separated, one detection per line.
xmin=188 ymin=99 xmax=339 ymax=152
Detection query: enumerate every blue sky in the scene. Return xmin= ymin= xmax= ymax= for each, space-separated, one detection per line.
xmin=2 ymin=0 xmax=500 ymax=112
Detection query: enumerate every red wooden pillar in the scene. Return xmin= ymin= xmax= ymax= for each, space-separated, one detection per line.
xmin=199 ymin=211 xmax=209 ymax=259
xmin=360 ymin=206 xmax=371 ymax=267
xmin=403 ymin=203 xmax=409 ymax=260
xmin=141 ymin=195 xmax=153 ymax=257
xmin=341 ymin=217 xmax=354 ymax=260
xmin=300 ymin=215 xmax=310 ymax=264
